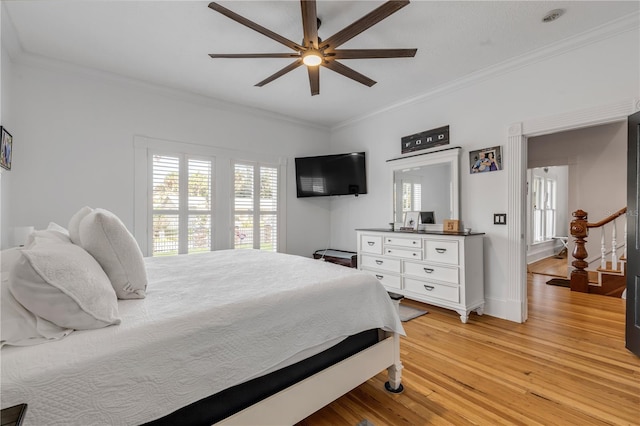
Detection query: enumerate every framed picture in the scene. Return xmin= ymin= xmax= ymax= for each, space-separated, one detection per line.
xmin=1 ymin=127 xmax=12 ymax=171
xmin=470 ymin=146 xmax=502 ymax=174
xmin=403 ymin=211 xmax=420 ymax=230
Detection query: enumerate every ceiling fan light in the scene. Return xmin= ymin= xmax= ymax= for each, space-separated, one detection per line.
xmin=302 ymin=51 xmax=323 ymax=66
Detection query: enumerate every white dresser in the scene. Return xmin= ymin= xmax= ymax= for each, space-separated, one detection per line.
xmin=357 ymin=229 xmax=484 ymax=323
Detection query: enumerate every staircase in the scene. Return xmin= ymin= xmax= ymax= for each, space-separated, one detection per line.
xmin=569 ymin=208 xmax=627 ymax=297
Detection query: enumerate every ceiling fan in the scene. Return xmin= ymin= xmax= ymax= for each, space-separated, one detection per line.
xmin=208 ymin=0 xmax=417 ymax=96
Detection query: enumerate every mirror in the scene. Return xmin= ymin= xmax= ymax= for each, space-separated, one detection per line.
xmin=389 ymin=148 xmax=460 ymax=226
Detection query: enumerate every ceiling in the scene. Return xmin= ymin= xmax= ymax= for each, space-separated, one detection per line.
xmin=2 ymin=1 xmax=638 ymax=128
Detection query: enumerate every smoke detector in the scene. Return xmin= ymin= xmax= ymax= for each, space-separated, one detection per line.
xmin=542 ymin=9 xmax=565 ymax=23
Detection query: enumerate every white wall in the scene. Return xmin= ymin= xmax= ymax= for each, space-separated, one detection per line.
xmin=529 ymin=122 xmax=627 ymax=267
xmin=328 ymin=28 xmax=639 ymax=319
xmin=1 ymin=56 xmax=333 ymax=257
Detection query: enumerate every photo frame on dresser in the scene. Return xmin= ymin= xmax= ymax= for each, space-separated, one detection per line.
xmin=1 ymin=127 xmax=12 ymax=171
xmin=403 ymin=211 xmax=419 ymax=230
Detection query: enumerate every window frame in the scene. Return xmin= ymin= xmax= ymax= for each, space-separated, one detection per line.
xmin=134 ymin=136 xmax=287 ymax=256
xmin=149 ymin=151 xmax=215 ymax=256
xmin=231 ymin=159 xmax=281 ymax=252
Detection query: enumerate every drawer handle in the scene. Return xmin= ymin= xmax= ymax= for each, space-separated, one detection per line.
xmin=412 ymin=241 xmax=417 ymax=245
xmin=423 ymin=268 xmax=434 ymax=273
xmin=376 ymin=275 xmax=384 ymax=280
xmin=367 ymin=241 xmax=375 ymax=246
xmin=435 ymin=248 xmax=447 ymax=253
xmin=424 ymin=285 xmax=435 ymax=291
xmin=375 ymin=260 xmax=383 ymax=265
xmin=412 ymin=253 xmax=417 ymax=256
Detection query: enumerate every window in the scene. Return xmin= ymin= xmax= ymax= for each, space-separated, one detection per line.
xmin=151 ymin=154 xmax=214 ymax=256
xmin=532 ymin=174 xmax=556 ymax=243
xmin=233 ymin=161 xmax=279 ymax=251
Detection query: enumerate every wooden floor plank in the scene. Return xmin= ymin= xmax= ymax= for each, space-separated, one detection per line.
xmin=297 ymin=273 xmax=640 ymax=425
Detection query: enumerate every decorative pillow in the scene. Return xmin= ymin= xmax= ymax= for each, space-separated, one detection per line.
xmin=1 ymin=248 xmax=73 ymax=347
xmin=9 ymin=241 xmax=121 ymax=330
xmin=79 ymin=208 xmax=147 ymax=299
xmin=25 ymin=228 xmax=72 ymax=248
xmin=68 ymin=206 xmax=93 ymax=245
xmin=47 ymin=222 xmax=70 ymax=236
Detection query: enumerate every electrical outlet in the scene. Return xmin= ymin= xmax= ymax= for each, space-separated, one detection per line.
xmin=494 ymin=213 xmax=507 ymax=225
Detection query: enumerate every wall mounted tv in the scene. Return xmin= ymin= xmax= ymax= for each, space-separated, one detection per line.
xmin=295 ymin=152 xmax=367 ymax=198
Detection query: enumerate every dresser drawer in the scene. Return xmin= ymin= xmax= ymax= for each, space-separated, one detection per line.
xmin=361 ymin=235 xmax=383 ymax=254
xmin=360 ymin=255 xmax=401 ymax=273
xmin=404 ymin=261 xmax=459 ymax=284
xmin=366 ymin=271 xmax=401 ymax=289
xmin=404 ymin=278 xmax=459 ymax=303
xmin=385 ymin=247 xmax=422 ymax=260
xmin=425 ymin=240 xmax=459 ymax=265
xmin=384 ymin=236 xmax=422 ymax=248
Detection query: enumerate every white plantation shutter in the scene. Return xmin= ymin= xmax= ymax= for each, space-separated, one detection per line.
xmin=151 ymin=153 xmax=214 ymax=256
xmin=413 ymin=183 xmax=422 ymax=212
xmin=233 ymin=161 xmax=279 ymax=251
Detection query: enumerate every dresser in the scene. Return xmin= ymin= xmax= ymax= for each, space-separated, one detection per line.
xmin=356 ymin=229 xmax=484 ymax=323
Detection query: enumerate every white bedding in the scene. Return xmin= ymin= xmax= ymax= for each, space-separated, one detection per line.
xmin=1 ymin=249 xmax=404 ymax=425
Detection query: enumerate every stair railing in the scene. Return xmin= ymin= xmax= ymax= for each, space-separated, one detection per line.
xmin=569 ymin=207 xmax=627 ymax=292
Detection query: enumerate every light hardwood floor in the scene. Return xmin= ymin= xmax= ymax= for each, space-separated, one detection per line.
xmin=298 ymin=273 xmax=639 ymax=426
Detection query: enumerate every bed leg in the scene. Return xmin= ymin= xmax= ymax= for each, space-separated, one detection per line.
xmin=384 ymin=332 xmax=404 ymax=393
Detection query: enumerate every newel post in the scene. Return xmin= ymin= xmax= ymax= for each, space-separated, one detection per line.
xmin=570 ymin=209 xmax=589 ymax=292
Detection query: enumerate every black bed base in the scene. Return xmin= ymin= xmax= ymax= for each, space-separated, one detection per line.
xmin=143 ymin=329 xmax=380 ymax=426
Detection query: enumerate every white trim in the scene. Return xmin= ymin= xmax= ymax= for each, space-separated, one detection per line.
xmin=507 ymin=98 xmax=640 ymax=323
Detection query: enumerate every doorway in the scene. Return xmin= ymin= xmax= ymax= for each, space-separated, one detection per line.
xmin=504 ymin=99 xmax=639 ymax=323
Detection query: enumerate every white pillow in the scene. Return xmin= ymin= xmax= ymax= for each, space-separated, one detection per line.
xmin=9 ymin=241 xmax=121 ymax=330
xmin=68 ymin=206 xmax=93 ymax=245
xmin=47 ymin=221 xmax=70 ymax=236
xmin=79 ymin=208 xmax=147 ymax=299
xmin=25 ymin=228 xmax=72 ymax=247
xmin=1 ymin=248 xmax=73 ymax=347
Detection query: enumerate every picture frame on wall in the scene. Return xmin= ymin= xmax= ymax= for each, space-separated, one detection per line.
xmin=1 ymin=127 xmax=12 ymax=171
xmin=470 ymin=146 xmax=502 ymax=174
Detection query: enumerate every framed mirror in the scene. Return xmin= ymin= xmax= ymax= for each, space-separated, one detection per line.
xmin=389 ymin=148 xmax=460 ymax=226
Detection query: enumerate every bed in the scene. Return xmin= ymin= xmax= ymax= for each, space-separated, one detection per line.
xmin=1 ymin=216 xmax=405 ymax=425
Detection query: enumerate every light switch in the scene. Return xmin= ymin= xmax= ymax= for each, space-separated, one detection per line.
xmin=494 ymin=213 xmax=507 ymax=225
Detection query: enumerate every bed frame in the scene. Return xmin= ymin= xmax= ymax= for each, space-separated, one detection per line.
xmin=217 ymin=291 xmax=404 ymax=426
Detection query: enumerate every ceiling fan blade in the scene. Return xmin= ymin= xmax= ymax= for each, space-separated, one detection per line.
xmin=209 ymin=53 xmax=300 ymax=59
xmin=300 ymin=0 xmax=319 ymax=49
xmin=330 ymin=48 xmax=417 ymax=59
xmin=209 ymin=2 xmax=304 ymax=52
xmin=255 ymin=60 xmax=304 ymax=87
xmin=308 ymin=66 xmax=320 ymax=96
xmin=322 ymin=60 xmax=376 ymax=87
xmin=321 ymin=0 xmax=410 ymax=50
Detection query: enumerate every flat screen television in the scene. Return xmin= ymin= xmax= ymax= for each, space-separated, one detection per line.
xmin=295 ymin=152 xmax=367 ymax=198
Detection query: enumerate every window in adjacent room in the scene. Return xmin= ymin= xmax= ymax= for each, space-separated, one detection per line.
xmin=151 ymin=153 xmax=214 ymax=256
xmin=233 ymin=161 xmax=279 ymax=251
xmin=532 ymin=173 xmax=556 ymax=243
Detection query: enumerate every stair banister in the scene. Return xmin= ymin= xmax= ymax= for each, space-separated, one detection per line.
xmin=611 ymin=219 xmax=618 ymax=269
xmin=569 ymin=207 xmax=627 ymax=293
xmin=600 ymin=227 xmax=606 ymax=269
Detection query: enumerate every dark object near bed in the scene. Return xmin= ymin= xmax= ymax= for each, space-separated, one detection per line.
xmin=144 ymin=329 xmax=379 ymax=425
xmin=1 ymin=403 xmax=28 ymax=426
xmin=313 ymin=249 xmax=357 ymax=268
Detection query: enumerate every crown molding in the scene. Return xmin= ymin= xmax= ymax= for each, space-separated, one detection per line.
xmin=5 ymin=49 xmax=329 ymax=133
xmin=333 ymin=11 xmax=640 ymax=131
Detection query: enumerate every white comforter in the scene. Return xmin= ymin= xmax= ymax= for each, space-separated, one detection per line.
xmin=1 ymin=250 xmax=404 ymax=425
